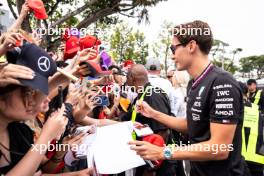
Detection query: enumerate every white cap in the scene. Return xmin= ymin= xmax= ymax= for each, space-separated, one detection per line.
xmin=145 ymin=58 xmax=161 ymax=71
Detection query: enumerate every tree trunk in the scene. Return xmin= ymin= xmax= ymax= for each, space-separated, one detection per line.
xmin=7 ymin=0 xmax=18 ymax=19
xmin=50 ymin=0 xmax=99 ymax=28
xmin=164 ymin=45 xmax=169 ymax=75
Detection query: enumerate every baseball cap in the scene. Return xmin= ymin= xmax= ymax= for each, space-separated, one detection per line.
xmin=79 ymin=35 xmax=101 ymax=49
xmin=79 ymin=35 xmax=101 ymax=60
xmin=123 ymin=60 xmax=134 ymax=70
xmin=63 ymin=36 xmax=80 ymax=60
xmin=63 ymin=28 xmax=80 ymax=41
xmin=142 ymin=134 xmax=164 ymax=168
xmin=145 ymin=58 xmax=161 ymax=71
xmin=14 ymin=44 xmax=57 ymax=95
xmin=79 ymin=60 xmax=112 ymax=78
xmin=142 ymin=134 xmax=164 ymax=147
xmin=28 ymin=0 xmax=48 ymax=19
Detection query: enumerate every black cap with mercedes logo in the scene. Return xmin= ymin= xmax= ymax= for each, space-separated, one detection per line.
xmin=13 ymin=43 xmax=57 ymax=95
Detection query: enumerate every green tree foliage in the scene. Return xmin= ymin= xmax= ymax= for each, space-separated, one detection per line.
xmin=212 ymin=57 xmax=239 ymax=74
xmin=110 ymin=22 xmax=148 ymax=64
xmin=7 ymin=0 xmax=167 ymax=50
xmin=211 ymin=39 xmax=229 ymax=60
xmin=151 ymin=20 xmax=173 ymax=74
xmin=240 ymin=55 xmax=264 ymax=79
xmin=211 ymin=39 xmax=242 ymax=74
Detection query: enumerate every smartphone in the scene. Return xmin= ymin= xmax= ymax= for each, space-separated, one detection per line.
xmin=72 ymin=126 xmax=93 ymax=136
xmin=93 ymin=95 xmax=109 ymax=107
xmin=133 ymin=124 xmax=154 ymax=137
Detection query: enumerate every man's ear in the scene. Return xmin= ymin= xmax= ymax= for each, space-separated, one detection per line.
xmin=188 ymin=40 xmax=197 ymax=54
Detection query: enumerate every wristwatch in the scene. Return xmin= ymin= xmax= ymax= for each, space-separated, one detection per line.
xmin=163 ymin=146 xmax=173 ymax=160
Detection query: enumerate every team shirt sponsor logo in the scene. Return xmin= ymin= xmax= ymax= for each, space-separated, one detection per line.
xmin=196 ymin=96 xmax=201 ymax=100
xmin=215 ymin=98 xmax=234 ymax=102
xmin=193 ymin=101 xmax=201 ymax=107
xmin=215 ymin=110 xmax=234 ymax=116
xmin=190 ymin=80 xmax=236 ymax=121
xmin=216 ymin=90 xmax=230 ymax=97
xmin=198 ymin=86 xmax=205 ymax=96
xmin=194 ymin=86 xmax=206 ymax=100
xmin=191 ymin=107 xmax=202 ymax=113
xmin=213 ymin=84 xmax=232 ymax=90
xmin=192 ymin=113 xmax=200 ymax=121
xmin=216 ymin=104 xmax=233 ymax=109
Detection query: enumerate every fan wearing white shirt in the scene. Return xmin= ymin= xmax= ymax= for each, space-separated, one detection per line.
xmin=145 ymin=58 xmax=186 ymax=117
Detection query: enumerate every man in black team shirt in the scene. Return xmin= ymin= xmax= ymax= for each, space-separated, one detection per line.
xmin=129 ymin=20 xmax=251 ymax=176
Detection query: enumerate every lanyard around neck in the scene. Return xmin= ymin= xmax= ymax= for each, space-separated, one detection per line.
xmin=131 ymin=86 xmax=152 ymax=122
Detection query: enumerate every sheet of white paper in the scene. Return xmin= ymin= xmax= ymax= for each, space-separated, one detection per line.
xmin=93 ymin=122 xmax=145 ymax=174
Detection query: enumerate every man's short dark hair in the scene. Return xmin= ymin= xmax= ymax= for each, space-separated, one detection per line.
xmin=247 ymin=79 xmax=257 ymax=85
xmin=173 ymin=20 xmax=213 ymax=55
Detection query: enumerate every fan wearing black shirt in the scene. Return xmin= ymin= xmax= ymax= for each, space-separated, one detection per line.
xmin=122 ymin=64 xmax=179 ymax=176
xmin=121 ymin=64 xmax=177 ymax=176
xmin=129 ymin=20 xmax=251 ymax=176
xmin=122 ymin=64 xmax=170 ymax=134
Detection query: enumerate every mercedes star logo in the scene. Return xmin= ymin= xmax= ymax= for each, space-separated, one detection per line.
xmin=38 ymin=56 xmax=50 ymax=72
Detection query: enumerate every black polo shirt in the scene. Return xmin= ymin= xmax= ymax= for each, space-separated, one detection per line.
xmin=121 ymin=82 xmax=169 ymax=133
xmin=121 ymin=83 xmax=176 ymax=176
xmin=186 ymin=64 xmax=249 ymax=176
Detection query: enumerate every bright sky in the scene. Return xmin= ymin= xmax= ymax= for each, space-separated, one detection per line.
xmin=2 ymin=0 xmax=263 ymax=58
xmin=126 ymin=0 xmax=264 ymax=58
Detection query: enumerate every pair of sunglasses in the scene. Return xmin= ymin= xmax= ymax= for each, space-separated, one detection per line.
xmin=170 ymin=43 xmax=185 ymax=54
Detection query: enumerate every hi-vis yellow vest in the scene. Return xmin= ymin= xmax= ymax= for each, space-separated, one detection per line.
xmin=242 ymin=103 xmax=264 ymax=164
xmin=254 ymin=90 xmax=262 ymax=105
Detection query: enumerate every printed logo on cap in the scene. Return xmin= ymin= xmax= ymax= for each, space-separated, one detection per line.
xmin=38 ymin=56 xmax=50 ymax=72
